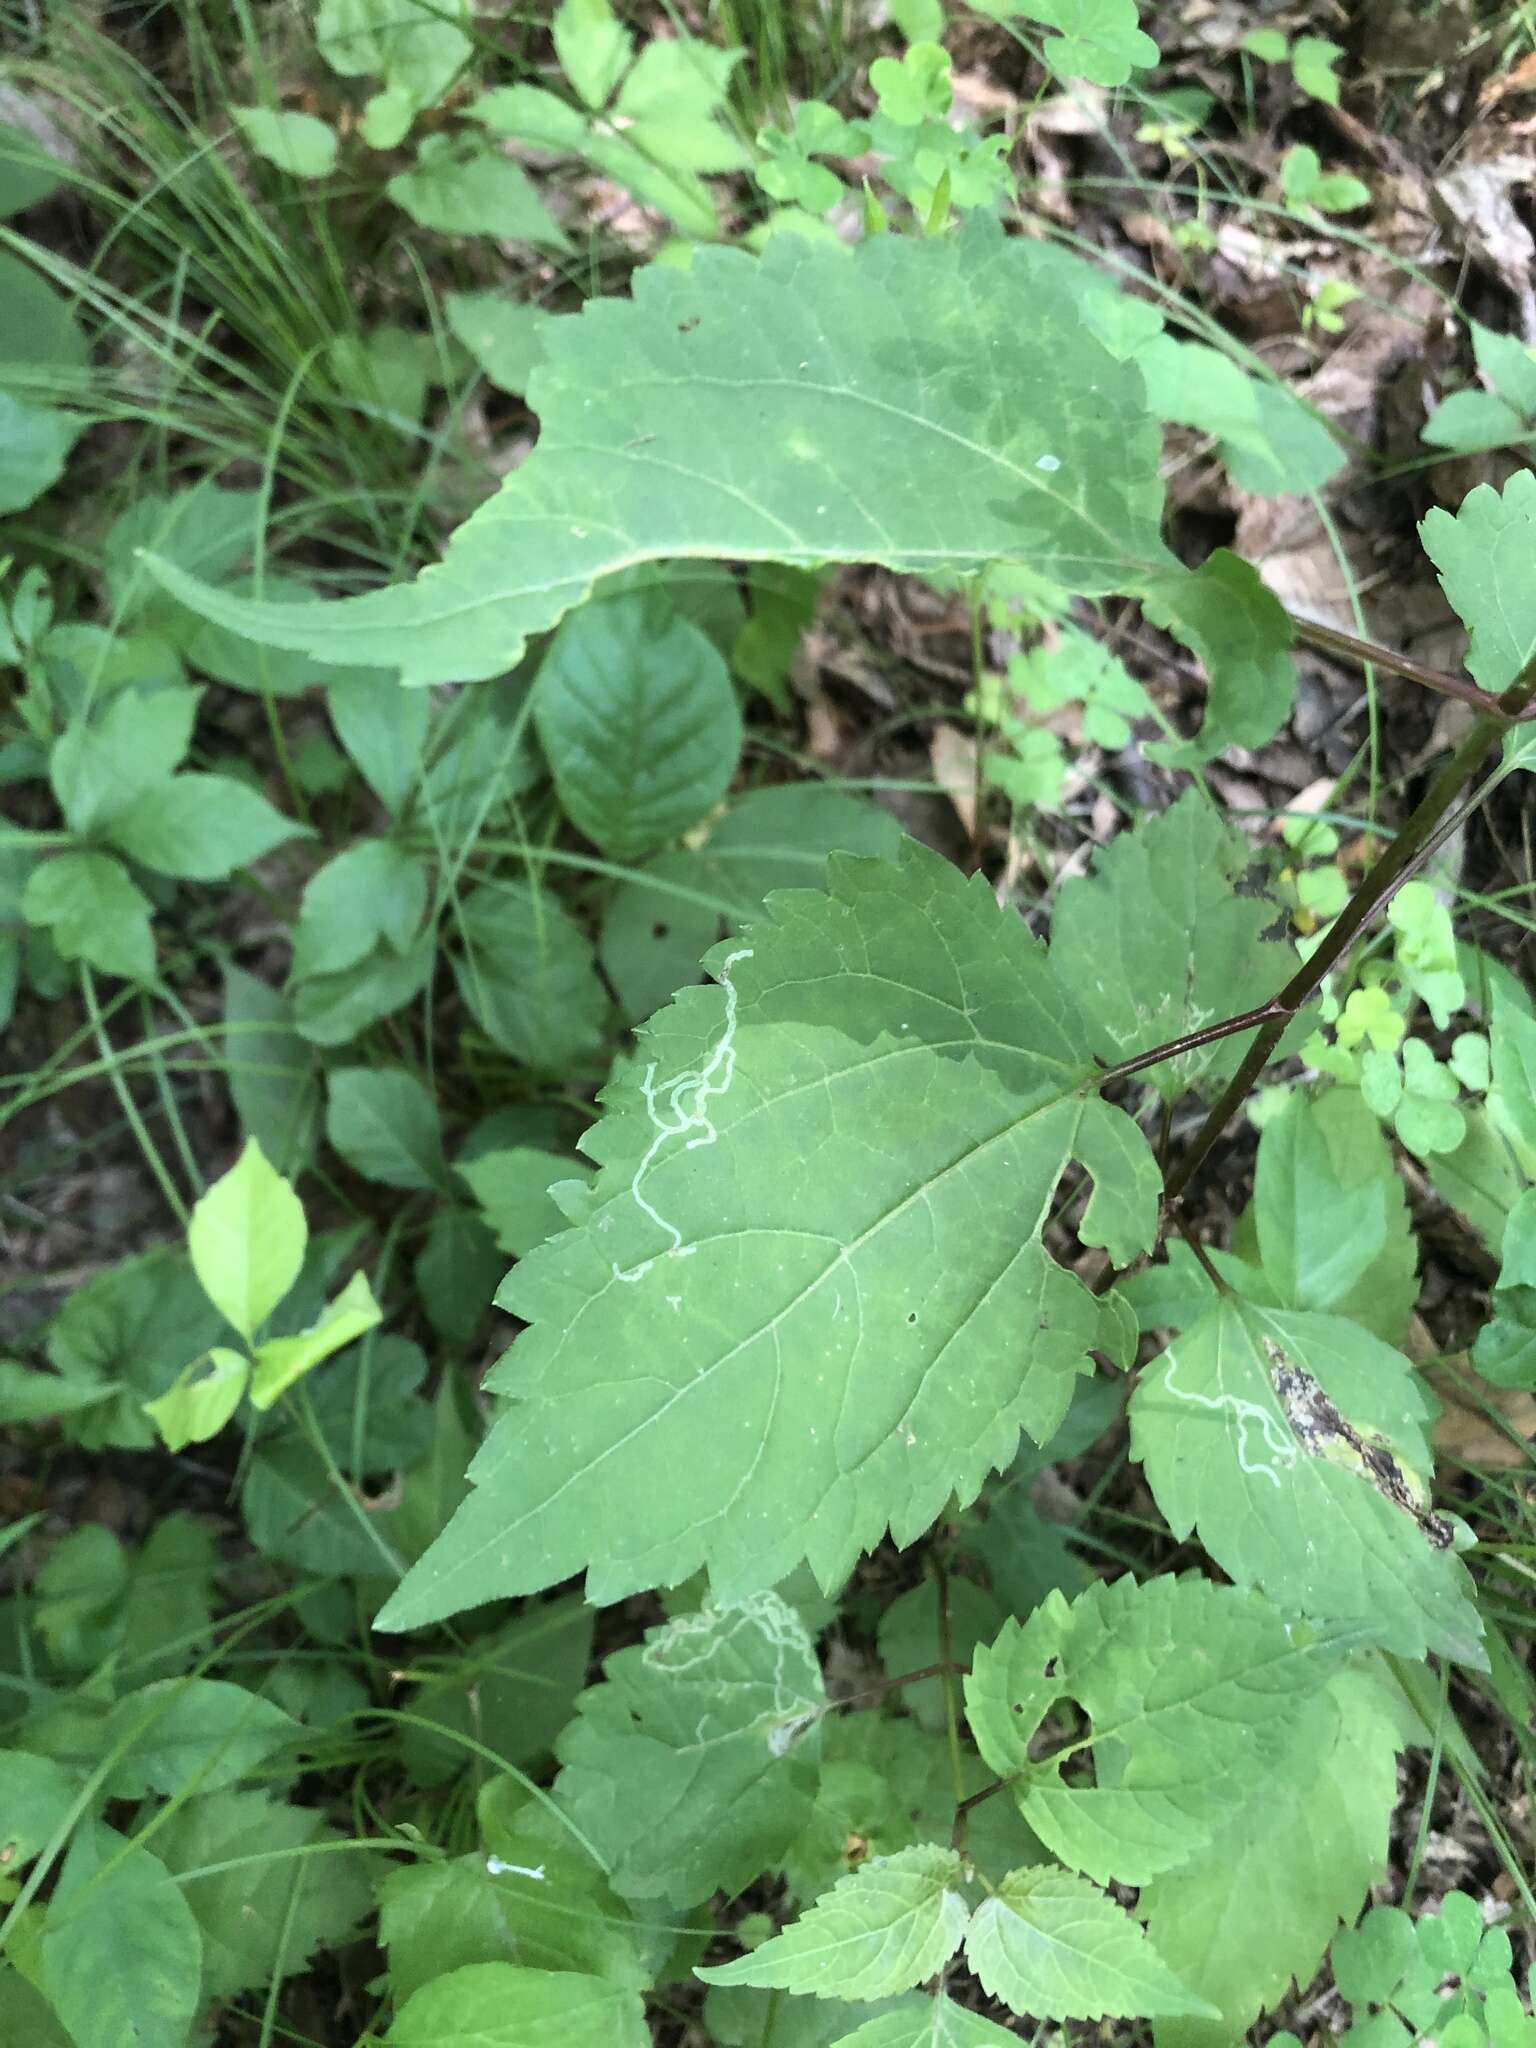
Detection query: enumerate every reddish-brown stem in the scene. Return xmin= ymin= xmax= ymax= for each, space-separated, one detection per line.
xmin=1288 ymin=616 xmax=1531 ymax=719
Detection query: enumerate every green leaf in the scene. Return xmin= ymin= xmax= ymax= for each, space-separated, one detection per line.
xmin=1141 ymin=1667 xmax=1404 ymax=2047
xmin=187 ymin=1136 xmax=307 ymax=1343
xmin=153 ymin=1787 xmax=370 ymax=2002
xmin=552 ymin=0 xmax=631 ymax=108
xmin=414 ymin=1206 xmax=505 ymax=1346
xmin=41 ymin=1822 xmax=203 ymax=2048
xmin=102 ymin=1678 xmax=296 ymax=1798
xmin=1129 ymin=1302 xmax=1484 ymax=1665
xmin=992 ymin=0 xmax=1159 ymax=86
xmin=965 ymin=1575 xmax=1352 ymax=1884
xmin=326 ymin=668 xmax=428 ymax=812
xmin=250 ymin=1269 xmax=384 ymax=1407
xmin=143 ymin=1345 xmax=250 ymax=1450
xmin=49 ymin=685 xmax=197 ymax=835
xmin=871 ymin=44 xmax=953 ymax=126
xmin=293 ymin=934 xmax=433 ymax=1046
xmin=613 ymin=35 xmax=746 ymax=173
xmin=876 ymin=1577 xmax=1005 ymax=1734
xmin=46 ymin=1246 xmax=230 ymax=1450
xmin=534 ymin=588 xmax=743 ymax=860
xmin=106 ymin=770 xmax=306 ymax=879
xmin=289 ymin=840 xmax=427 ymax=982
xmin=458 ymin=1146 xmax=587 ymax=1257
xmin=963 ymin=1866 xmax=1216 ymax=2020
xmin=0 ymin=119 xmax=65 ymax=216
xmin=325 ymin=1066 xmax=445 ymax=1189
xmin=699 ymin=1845 xmax=970 ymax=1998
xmin=0 ymin=389 xmax=81 ymax=513
xmin=445 ymin=290 xmax=553 ymax=396
xmin=21 ymin=851 xmax=155 ymax=985
xmin=554 ymin=1594 xmax=823 ymax=1906
xmin=1252 ymin=1088 xmax=1418 ymax=1344
xmin=387 ymin=134 xmax=571 ymax=247
xmin=825 ymin=2000 xmax=1026 ymax=2048
xmin=1140 ymin=551 xmax=1296 ymax=766
xmin=315 ymin=0 xmax=471 ymax=112
xmin=222 ymin=964 xmax=320 ymax=1176
xmin=0 ymin=1750 xmax=79 ymax=1870
xmin=387 ymin=1965 xmax=649 ymax=2047
xmin=1421 ymin=389 xmax=1528 ymax=454
xmin=142 ymin=223 xmax=1171 ymax=687
xmin=376 ymin=839 xmax=1158 ymax=1630
xmin=451 ymin=883 xmax=608 ymax=1072
xmin=230 ymin=106 xmax=338 ymax=178
xmin=1421 ymin=470 xmax=1536 ymax=694
xmin=1049 ymin=788 xmax=1286 ymax=1096
xmin=401 ymin=1597 xmax=594 ymax=1785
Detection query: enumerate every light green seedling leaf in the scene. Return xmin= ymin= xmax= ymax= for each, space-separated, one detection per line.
xmin=387 ymin=1962 xmax=649 ymax=2048
xmin=964 ymin=1866 xmax=1216 ymax=2020
xmin=315 ymin=0 xmax=470 ymax=113
xmin=612 ymin=34 xmax=747 ymax=175
xmin=22 ymin=850 xmax=155 ymax=984
xmin=965 ymin=1576 xmax=1350 ymax=1886
xmin=699 ymin=1845 xmax=970 ymax=1998
xmin=552 ymin=0 xmax=631 ymax=109
xmin=188 ymin=1137 xmax=307 ymax=1342
xmin=445 ymin=291 xmax=552 ymax=397
xmin=555 ymin=1594 xmax=823 ymax=1906
xmin=1291 ymin=36 xmax=1344 ymax=104
xmin=0 ymin=1750 xmax=79 ymax=1870
xmin=387 ymin=134 xmax=571 ymax=247
xmin=977 ymin=0 xmax=1159 ymax=85
xmin=377 ymin=838 xmax=1158 ymax=1630
xmin=1421 ymin=470 xmax=1536 ymax=694
xmin=1387 ymin=880 xmax=1464 ymax=1028
xmin=326 ymin=1066 xmax=445 ymax=1190
xmin=107 ymin=770 xmax=307 ymax=879
xmin=142 ymin=222 xmax=1171 ymax=688
xmin=1141 ymin=1666 xmax=1403 ymax=2047
xmin=49 ymin=684 xmax=198 ymax=836
xmin=534 ymin=588 xmax=742 ymax=860
xmin=144 ymin=1346 xmax=250 ymax=1449
xmin=1051 ymin=788 xmax=1286 ymax=1097
xmin=231 ymin=106 xmax=339 ymax=178
xmin=250 ymin=1270 xmax=383 ymax=1408
xmin=871 ymin=43 xmax=953 ymax=125
xmin=1008 ymin=626 xmax=1150 ymax=749
xmin=757 ymin=102 xmax=869 ymax=213
xmin=1393 ymin=1039 xmax=1467 ymax=1156
xmin=103 ymin=1677 xmax=297 ymax=1797
xmin=1130 ymin=1302 xmax=1483 ymax=1665
xmin=42 ymin=1822 xmax=203 ymax=2048
xmin=1281 ymin=145 xmax=1370 ymax=213
xmin=1141 ymin=551 xmax=1296 ymax=765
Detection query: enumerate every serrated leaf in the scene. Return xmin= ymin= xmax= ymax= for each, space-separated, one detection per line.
xmin=153 ymin=1787 xmax=370 ymax=2002
xmin=1141 ymin=551 xmax=1296 ymax=766
xmin=1420 ymin=470 xmax=1536 ymax=693
xmin=445 ymin=290 xmax=553 ymax=396
xmin=965 ymin=1576 xmax=1351 ymax=1885
xmin=188 ymin=1137 xmax=306 ymax=1342
xmin=1129 ymin=1302 xmax=1484 ymax=1665
xmin=698 ymin=1845 xmax=970 ymax=1998
xmin=1142 ymin=1667 xmax=1404 ymax=2047
xmin=387 ymin=1963 xmax=649 ymax=2048
xmin=554 ymin=1594 xmax=823 ymax=1906
xmin=41 ymin=1822 xmax=203 ymax=2048
xmin=827 ymin=1995 xmax=1024 ymax=2047
xmin=1253 ymin=1089 xmax=1417 ymax=1344
xmin=107 ymin=770 xmax=307 ymax=879
xmin=534 ymin=588 xmax=742 ymax=860
xmin=143 ymin=223 xmax=1171 ymax=687
xmin=387 ymin=134 xmax=570 ymax=247
xmin=102 ymin=1677 xmax=297 ymax=1797
xmin=21 ymin=850 xmax=155 ymax=985
xmin=1049 ymin=788 xmax=1285 ymax=1097
xmin=325 ymin=1066 xmax=445 ymax=1189
xmin=249 ymin=1269 xmax=383 ymax=1407
xmin=376 ymin=839 xmax=1158 ymax=1629
xmin=458 ymin=1147 xmax=587 ymax=1257
xmin=553 ymin=0 xmax=631 ymax=108
xmin=963 ymin=1865 xmax=1216 ymax=2020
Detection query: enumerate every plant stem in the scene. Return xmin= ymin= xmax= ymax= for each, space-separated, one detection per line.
xmin=1288 ymin=615 xmax=1525 ymax=719
xmin=1161 ymin=659 xmax=1536 ymax=1209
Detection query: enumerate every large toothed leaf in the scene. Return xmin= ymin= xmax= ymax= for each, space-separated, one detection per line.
xmin=1420 ymin=469 xmax=1536 ymax=693
xmin=1128 ymin=1302 xmax=1484 ymax=1666
xmin=143 ymin=222 xmax=1171 ymax=687
xmin=696 ymin=1845 xmax=970 ymax=1999
xmin=963 ymin=1866 xmax=1216 ymax=2022
xmin=553 ymin=1594 xmax=824 ymax=1907
xmin=1049 ymin=789 xmax=1286 ymax=1099
xmin=374 ymin=839 xmax=1160 ymax=1630
xmin=964 ymin=1576 xmax=1354 ymax=1886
